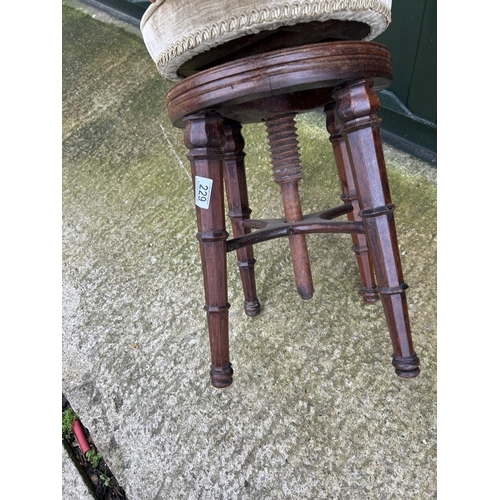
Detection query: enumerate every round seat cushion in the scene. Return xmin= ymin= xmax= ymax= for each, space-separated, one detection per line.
xmin=141 ymin=0 xmax=392 ymax=81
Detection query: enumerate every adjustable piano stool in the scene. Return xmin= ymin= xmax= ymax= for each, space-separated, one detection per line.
xmin=141 ymin=0 xmax=420 ymax=387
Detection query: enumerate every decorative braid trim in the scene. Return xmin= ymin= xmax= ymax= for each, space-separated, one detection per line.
xmin=153 ymin=0 xmax=391 ymax=80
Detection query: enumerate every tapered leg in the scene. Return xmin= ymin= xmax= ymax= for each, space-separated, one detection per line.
xmin=222 ymin=120 xmax=261 ymax=316
xmin=183 ymin=111 xmax=233 ymax=388
xmin=265 ymin=113 xmax=314 ymax=300
xmin=325 ymin=102 xmax=379 ymax=303
xmin=334 ymin=80 xmax=420 ymax=378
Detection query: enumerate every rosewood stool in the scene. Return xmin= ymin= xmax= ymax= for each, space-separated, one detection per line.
xmin=141 ymin=0 xmax=420 ymax=388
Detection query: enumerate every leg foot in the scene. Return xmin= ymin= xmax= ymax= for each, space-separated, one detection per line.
xmin=210 ymin=362 xmax=234 ymax=388
xmin=393 ymin=353 xmax=420 ymax=378
xmin=243 ymin=298 xmax=261 ymax=316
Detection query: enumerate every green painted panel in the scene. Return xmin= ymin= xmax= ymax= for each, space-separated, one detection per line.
xmin=407 ymin=0 xmax=437 ymax=124
xmin=375 ymin=0 xmax=426 ymax=110
xmin=375 ymin=0 xmax=436 ymax=161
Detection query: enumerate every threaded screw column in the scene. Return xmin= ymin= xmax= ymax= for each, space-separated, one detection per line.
xmin=265 ymin=113 xmax=314 ymax=299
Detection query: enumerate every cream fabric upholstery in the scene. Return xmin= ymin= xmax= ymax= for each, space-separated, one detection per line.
xmin=141 ymin=0 xmax=392 ymax=81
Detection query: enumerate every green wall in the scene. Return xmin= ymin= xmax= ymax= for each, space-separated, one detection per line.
xmin=377 ymin=0 xmax=436 ymax=124
xmin=376 ymin=0 xmax=437 ymax=164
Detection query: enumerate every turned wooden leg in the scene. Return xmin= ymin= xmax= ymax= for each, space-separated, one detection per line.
xmin=334 ymin=80 xmax=420 ymax=378
xmin=183 ymin=111 xmax=233 ymax=388
xmin=324 ymin=102 xmax=379 ymax=303
xmin=265 ymin=113 xmax=314 ymax=300
xmin=222 ymin=120 xmax=261 ymax=316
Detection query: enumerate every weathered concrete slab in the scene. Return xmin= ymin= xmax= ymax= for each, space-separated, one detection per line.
xmin=62 ymin=3 xmax=437 ymax=498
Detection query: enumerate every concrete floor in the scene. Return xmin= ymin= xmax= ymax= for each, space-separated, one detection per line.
xmin=62 ymin=2 xmax=437 ymax=498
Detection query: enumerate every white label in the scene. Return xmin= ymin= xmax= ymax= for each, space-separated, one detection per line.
xmin=194 ymin=176 xmax=213 ymax=209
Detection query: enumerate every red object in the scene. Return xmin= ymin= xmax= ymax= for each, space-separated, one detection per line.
xmin=72 ymin=419 xmax=91 ymax=455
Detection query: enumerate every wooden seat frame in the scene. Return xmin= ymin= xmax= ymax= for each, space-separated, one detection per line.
xmin=166 ymin=41 xmax=420 ymax=388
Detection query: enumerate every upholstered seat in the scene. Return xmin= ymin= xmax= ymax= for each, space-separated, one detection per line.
xmin=141 ymin=0 xmax=392 ymax=80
